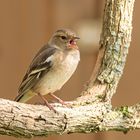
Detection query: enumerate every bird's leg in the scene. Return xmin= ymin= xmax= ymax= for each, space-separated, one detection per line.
xmin=49 ymin=93 xmax=72 ymax=107
xmin=37 ymin=93 xmax=57 ymax=113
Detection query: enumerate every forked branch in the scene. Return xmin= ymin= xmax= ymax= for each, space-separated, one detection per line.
xmin=0 ymin=0 xmax=137 ymax=138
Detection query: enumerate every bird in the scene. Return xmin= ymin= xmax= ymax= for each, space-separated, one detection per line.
xmin=14 ymin=28 xmax=80 ymax=112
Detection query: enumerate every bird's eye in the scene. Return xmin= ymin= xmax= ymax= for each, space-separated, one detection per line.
xmin=61 ymin=36 xmax=67 ymax=40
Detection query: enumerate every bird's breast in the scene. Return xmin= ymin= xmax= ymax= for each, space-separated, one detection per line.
xmin=34 ymin=50 xmax=80 ymax=95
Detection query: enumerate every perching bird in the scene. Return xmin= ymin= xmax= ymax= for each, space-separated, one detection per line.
xmin=14 ymin=28 xmax=80 ymax=112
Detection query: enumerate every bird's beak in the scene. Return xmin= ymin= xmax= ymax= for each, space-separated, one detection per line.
xmin=73 ymin=36 xmax=80 ymax=40
xmin=68 ymin=36 xmax=80 ymax=50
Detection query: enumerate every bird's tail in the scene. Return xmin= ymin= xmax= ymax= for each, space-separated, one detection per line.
xmin=14 ymin=90 xmax=35 ymax=103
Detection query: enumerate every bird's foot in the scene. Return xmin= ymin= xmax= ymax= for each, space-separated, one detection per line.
xmin=50 ymin=93 xmax=72 ymax=108
xmin=37 ymin=93 xmax=58 ymax=114
xmin=44 ymin=101 xmax=58 ymax=114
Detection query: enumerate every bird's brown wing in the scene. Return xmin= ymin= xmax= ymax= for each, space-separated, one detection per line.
xmin=18 ymin=44 xmax=57 ymax=95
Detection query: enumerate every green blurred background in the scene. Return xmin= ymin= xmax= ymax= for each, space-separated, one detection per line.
xmin=0 ymin=0 xmax=140 ymax=140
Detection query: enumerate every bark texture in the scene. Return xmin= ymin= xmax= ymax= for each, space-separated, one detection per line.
xmin=0 ymin=0 xmax=137 ymax=138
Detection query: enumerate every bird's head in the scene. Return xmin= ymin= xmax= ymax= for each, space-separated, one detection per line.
xmin=49 ymin=28 xmax=80 ymax=50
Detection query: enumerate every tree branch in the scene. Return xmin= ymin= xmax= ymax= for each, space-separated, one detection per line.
xmin=0 ymin=0 xmax=137 ymax=138
xmin=0 ymin=99 xmax=140 ymax=138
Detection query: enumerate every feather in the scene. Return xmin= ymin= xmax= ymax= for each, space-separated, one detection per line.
xmin=18 ymin=44 xmax=57 ymax=95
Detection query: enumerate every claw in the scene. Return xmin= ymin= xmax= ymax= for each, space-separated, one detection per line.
xmin=49 ymin=93 xmax=72 ymax=108
xmin=37 ymin=93 xmax=58 ymax=113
